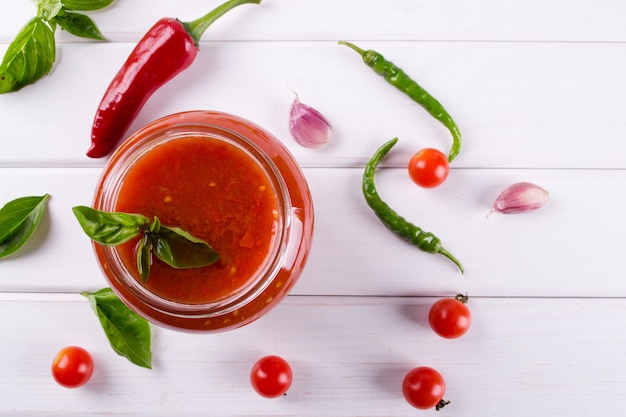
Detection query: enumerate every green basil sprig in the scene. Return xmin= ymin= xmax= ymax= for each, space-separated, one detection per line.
xmin=82 ymin=287 xmax=152 ymax=369
xmin=0 ymin=0 xmax=114 ymax=93
xmin=72 ymin=206 xmax=220 ymax=282
xmin=0 ymin=18 xmax=57 ymax=94
xmin=0 ymin=194 xmax=50 ymax=259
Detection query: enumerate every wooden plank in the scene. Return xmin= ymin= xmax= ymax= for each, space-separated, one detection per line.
xmin=0 ymin=167 xmax=623 ymax=297
xmin=0 ymin=293 xmax=624 ymax=416
xmin=0 ymin=41 xmax=625 ymax=169
xmin=2 ymin=0 xmax=626 ymax=43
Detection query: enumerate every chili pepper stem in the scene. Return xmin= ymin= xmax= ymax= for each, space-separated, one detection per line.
xmin=338 ymin=40 xmax=365 ymax=56
xmin=183 ymin=0 xmax=261 ymax=46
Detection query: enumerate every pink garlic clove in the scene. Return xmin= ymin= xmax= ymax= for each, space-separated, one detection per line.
xmin=288 ymin=94 xmax=332 ymax=148
xmin=491 ymin=182 xmax=549 ymax=214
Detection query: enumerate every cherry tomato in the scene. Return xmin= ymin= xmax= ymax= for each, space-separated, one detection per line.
xmin=250 ymin=355 xmax=293 ymax=398
xmin=407 ymin=148 xmax=449 ymax=188
xmin=429 ymin=294 xmax=472 ymax=339
xmin=402 ymin=366 xmax=449 ymax=410
xmin=51 ymin=346 xmax=94 ymax=388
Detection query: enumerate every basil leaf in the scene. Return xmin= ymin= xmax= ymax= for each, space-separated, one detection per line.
xmin=136 ymin=234 xmax=153 ymax=283
xmin=73 ymin=208 xmax=220 ymax=280
xmin=72 ymin=206 xmax=149 ymax=245
xmin=37 ymin=0 xmax=64 ymax=20
xmin=82 ymin=288 xmax=152 ymax=369
xmin=62 ymin=0 xmax=115 ymax=11
xmin=0 ymin=194 xmax=50 ymax=259
xmin=149 ymin=216 xmax=161 ymax=233
xmin=0 ymin=17 xmax=56 ymax=94
xmin=152 ymin=225 xmax=220 ymax=269
xmin=54 ymin=9 xmax=105 ymax=40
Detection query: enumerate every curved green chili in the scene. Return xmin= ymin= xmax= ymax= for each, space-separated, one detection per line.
xmin=363 ymin=138 xmax=463 ymax=273
xmin=339 ymin=41 xmax=462 ymax=163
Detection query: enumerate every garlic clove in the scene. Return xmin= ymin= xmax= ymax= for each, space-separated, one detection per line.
xmin=288 ymin=94 xmax=332 ymax=148
xmin=491 ymin=182 xmax=549 ymax=214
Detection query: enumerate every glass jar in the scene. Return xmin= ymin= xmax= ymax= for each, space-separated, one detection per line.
xmin=92 ymin=111 xmax=314 ymax=332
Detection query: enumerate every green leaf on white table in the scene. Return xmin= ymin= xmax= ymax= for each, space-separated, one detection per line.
xmin=82 ymin=287 xmax=152 ymax=369
xmin=0 ymin=17 xmax=56 ymax=94
xmin=61 ymin=0 xmax=116 ymax=11
xmin=54 ymin=9 xmax=106 ymax=40
xmin=72 ymin=206 xmax=150 ymax=245
xmin=0 ymin=194 xmax=50 ymax=259
xmin=36 ymin=0 xmax=64 ymax=21
xmin=1 ymin=1 xmax=111 ymax=93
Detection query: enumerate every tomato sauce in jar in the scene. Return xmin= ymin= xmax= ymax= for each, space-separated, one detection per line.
xmin=92 ymin=111 xmax=314 ymax=332
xmin=115 ymin=136 xmax=279 ymax=305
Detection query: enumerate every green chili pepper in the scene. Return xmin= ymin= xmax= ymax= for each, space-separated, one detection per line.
xmin=339 ymin=41 xmax=462 ymax=163
xmin=363 ymin=138 xmax=463 ymax=273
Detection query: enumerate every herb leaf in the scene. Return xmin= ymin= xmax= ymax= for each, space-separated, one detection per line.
xmin=72 ymin=206 xmax=150 ymax=245
xmin=136 ymin=234 xmax=153 ymax=283
xmin=153 ymin=224 xmax=220 ymax=270
xmin=82 ymin=287 xmax=152 ymax=369
xmin=73 ymin=207 xmax=220 ymax=280
xmin=0 ymin=194 xmax=50 ymax=259
xmin=54 ymin=9 xmax=105 ymax=40
xmin=37 ymin=0 xmax=64 ymax=20
xmin=61 ymin=0 xmax=116 ymax=11
xmin=0 ymin=17 xmax=56 ymax=94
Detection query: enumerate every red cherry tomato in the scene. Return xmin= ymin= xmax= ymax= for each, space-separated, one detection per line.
xmin=429 ymin=294 xmax=472 ymax=339
xmin=408 ymin=148 xmax=450 ymax=188
xmin=250 ymin=355 xmax=293 ymax=398
xmin=51 ymin=346 xmax=94 ymax=388
xmin=402 ymin=366 xmax=449 ymax=410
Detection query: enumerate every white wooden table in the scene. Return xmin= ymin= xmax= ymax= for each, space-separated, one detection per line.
xmin=1 ymin=1 xmax=625 ymax=415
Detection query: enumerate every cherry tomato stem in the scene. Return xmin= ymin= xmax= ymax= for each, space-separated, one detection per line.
xmin=436 ymin=399 xmax=451 ymax=410
xmin=455 ymin=293 xmax=469 ymax=303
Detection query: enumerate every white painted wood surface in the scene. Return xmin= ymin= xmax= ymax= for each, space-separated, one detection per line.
xmin=1 ymin=1 xmax=625 ymax=415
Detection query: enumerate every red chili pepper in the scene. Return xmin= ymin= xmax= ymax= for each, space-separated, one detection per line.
xmin=87 ymin=0 xmax=261 ymax=158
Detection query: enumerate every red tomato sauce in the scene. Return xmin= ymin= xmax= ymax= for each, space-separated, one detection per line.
xmin=114 ymin=136 xmax=278 ymax=304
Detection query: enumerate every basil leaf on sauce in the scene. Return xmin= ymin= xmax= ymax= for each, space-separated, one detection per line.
xmin=73 ymin=207 xmax=220 ymax=281
xmin=54 ymin=9 xmax=105 ymax=40
xmin=153 ymin=224 xmax=220 ymax=270
xmin=61 ymin=0 xmax=116 ymax=11
xmin=136 ymin=234 xmax=153 ymax=283
xmin=0 ymin=17 xmax=56 ymax=94
xmin=72 ymin=206 xmax=150 ymax=245
xmin=82 ymin=287 xmax=152 ymax=369
xmin=0 ymin=194 xmax=50 ymax=259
